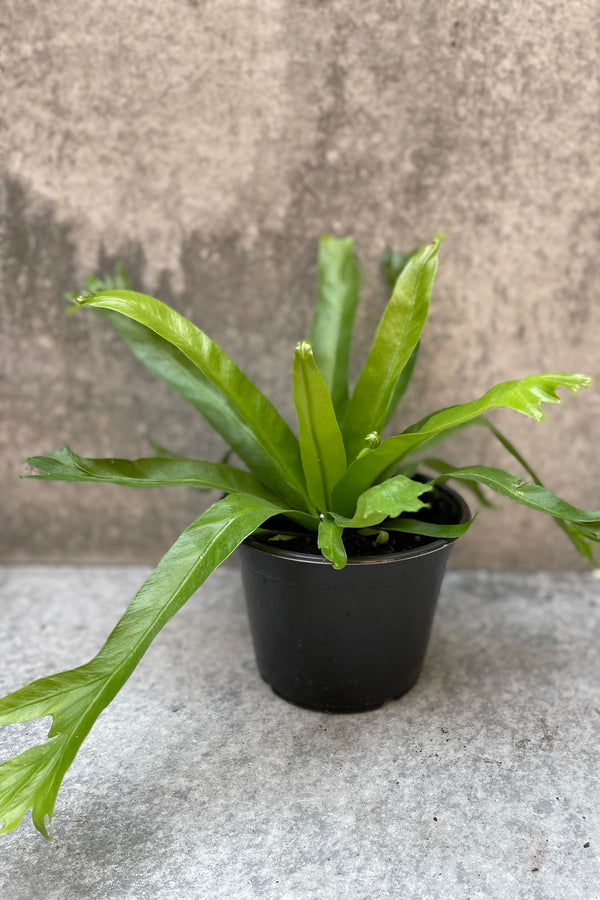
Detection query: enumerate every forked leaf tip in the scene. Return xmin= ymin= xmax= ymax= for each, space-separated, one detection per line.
xmin=357 ymin=432 xmax=381 ymax=458
xmin=295 ymin=341 xmax=313 ymax=359
xmin=573 ymin=374 xmax=592 ymax=390
xmin=34 ymin=812 xmax=53 ymax=842
xmin=74 ymin=291 xmax=95 ymax=306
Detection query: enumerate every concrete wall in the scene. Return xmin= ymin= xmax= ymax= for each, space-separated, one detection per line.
xmin=3 ymin=0 xmax=599 ymax=568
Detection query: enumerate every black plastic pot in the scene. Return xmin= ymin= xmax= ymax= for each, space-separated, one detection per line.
xmin=238 ymin=483 xmax=470 ymax=713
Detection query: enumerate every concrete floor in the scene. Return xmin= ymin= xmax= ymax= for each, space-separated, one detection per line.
xmin=0 ymin=565 xmax=598 ymax=899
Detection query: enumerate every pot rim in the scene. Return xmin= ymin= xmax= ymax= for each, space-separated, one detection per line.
xmin=242 ymin=481 xmax=471 ymax=566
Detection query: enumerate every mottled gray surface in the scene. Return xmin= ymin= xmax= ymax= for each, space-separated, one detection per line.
xmin=0 ymin=565 xmax=598 ymax=899
xmin=2 ymin=1 xmax=600 ymax=567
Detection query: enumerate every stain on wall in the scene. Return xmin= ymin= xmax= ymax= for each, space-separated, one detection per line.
xmin=2 ymin=0 xmax=599 ymax=567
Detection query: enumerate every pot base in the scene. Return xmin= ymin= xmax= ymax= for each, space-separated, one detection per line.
xmin=268 ymin=677 xmax=420 ymax=714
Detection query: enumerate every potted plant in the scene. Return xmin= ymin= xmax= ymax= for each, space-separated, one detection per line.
xmin=1 ymin=235 xmax=598 ymax=839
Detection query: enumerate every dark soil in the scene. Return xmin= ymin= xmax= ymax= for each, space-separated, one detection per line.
xmin=252 ymin=480 xmax=465 ymax=559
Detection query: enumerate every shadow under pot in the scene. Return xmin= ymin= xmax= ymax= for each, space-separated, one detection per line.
xmin=238 ymin=482 xmax=470 ymax=713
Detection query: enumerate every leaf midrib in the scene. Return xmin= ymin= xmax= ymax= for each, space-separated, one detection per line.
xmin=301 ymin=359 xmax=331 ymax=510
xmin=26 ymin=522 xmax=226 ymax=818
xmin=146 ymin=310 xmax=299 ymax=488
xmin=370 ymin=261 xmax=427 ymax=428
xmin=91 ymin=294 xmax=308 ymax=508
